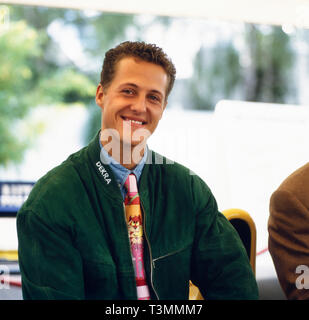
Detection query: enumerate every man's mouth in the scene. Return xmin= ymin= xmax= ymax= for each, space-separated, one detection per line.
xmin=121 ymin=116 xmax=147 ymax=126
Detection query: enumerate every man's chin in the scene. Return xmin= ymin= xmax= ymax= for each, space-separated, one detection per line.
xmin=121 ymin=139 xmax=147 ymax=149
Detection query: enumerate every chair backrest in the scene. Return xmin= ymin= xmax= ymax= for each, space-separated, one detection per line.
xmin=189 ymin=208 xmax=256 ymax=300
xmin=0 ymin=250 xmax=18 ymax=261
xmin=222 ymin=208 xmax=256 ymax=274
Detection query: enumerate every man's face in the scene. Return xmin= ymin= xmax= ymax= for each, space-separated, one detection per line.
xmin=96 ymin=57 xmax=168 ymax=148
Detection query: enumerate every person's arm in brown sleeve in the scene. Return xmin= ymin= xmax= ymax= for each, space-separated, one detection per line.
xmin=268 ymin=189 xmax=309 ymax=300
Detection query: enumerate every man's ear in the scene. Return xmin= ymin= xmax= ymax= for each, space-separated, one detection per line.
xmin=95 ymin=84 xmax=105 ymax=109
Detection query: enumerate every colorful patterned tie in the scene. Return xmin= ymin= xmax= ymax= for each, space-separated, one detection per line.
xmin=124 ymin=173 xmax=151 ymax=300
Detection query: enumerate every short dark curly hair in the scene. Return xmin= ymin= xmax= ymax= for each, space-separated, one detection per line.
xmin=100 ymin=41 xmax=176 ymax=100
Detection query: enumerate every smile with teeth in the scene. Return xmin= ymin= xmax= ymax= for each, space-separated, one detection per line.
xmin=121 ymin=116 xmax=146 ymax=125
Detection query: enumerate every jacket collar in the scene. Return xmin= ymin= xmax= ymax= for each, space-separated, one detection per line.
xmin=87 ymin=130 xmax=123 ymax=202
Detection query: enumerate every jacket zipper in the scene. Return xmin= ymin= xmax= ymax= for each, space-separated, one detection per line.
xmin=152 ymin=246 xmax=188 ymax=264
xmin=140 ymin=201 xmax=160 ymax=300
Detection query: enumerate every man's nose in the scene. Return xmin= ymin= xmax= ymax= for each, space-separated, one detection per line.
xmin=131 ymin=96 xmax=147 ymax=113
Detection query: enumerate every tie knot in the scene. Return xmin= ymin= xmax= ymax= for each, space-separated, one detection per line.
xmin=124 ymin=173 xmax=138 ymax=193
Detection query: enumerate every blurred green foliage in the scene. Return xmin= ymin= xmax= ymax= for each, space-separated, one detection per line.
xmin=186 ymin=42 xmax=242 ymax=110
xmin=184 ymin=24 xmax=295 ymax=110
xmin=0 ymin=21 xmax=42 ymax=165
xmin=38 ymin=69 xmax=96 ymax=104
xmin=244 ymin=25 xmax=294 ymax=103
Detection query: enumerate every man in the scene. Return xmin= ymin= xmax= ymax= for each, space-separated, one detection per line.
xmin=17 ymin=41 xmax=258 ymax=300
xmin=268 ymin=162 xmax=309 ymax=300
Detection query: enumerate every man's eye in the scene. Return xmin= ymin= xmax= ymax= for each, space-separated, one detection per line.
xmin=122 ymin=89 xmax=134 ymax=95
xmin=149 ymin=95 xmax=160 ymax=102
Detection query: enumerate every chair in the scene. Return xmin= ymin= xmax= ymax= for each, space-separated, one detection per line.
xmin=189 ymin=208 xmax=256 ymax=300
xmin=222 ymin=208 xmax=256 ymax=273
xmin=0 ymin=250 xmax=18 ymax=261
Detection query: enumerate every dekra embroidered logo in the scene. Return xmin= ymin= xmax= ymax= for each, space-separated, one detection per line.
xmin=96 ymin=161 xmax=112 ymax=185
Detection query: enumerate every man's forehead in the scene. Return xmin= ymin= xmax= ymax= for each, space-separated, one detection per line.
xmin=115 ymin=56 xmax=165 ymax=74
xmin=113 ymin=57 xmax=168 ymax=93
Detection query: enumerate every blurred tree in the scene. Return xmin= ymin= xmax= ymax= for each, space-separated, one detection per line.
xmin=0 ymin=21 xmax=42 ymax=166
xmin=244 ymin=24 xmax=295 ymax=103
xmin=73 ymin=12 xmax=134 ymax=59
xmin=0 ymin=19 xmax=95 ymax=167
xmin=0 ymin=16 xmax=96 ymax=167
xmin=184 ymin=24 xmax=295 ymax=111
xmin=38 ymin=68 xmax=96 ymax=104
xmin=184 ymin=42 xmax=242 ymax=110
xmin=10 ymin=6 xmax=69 ymax=89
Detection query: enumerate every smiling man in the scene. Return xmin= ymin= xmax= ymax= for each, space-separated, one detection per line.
xmin=17 ymin=41 xmax=258 ymax=300
xmin=96 ymin=54 xmax=168 ymax=169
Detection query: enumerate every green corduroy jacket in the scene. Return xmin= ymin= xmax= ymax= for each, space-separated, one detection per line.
xmin=17 ymin=131 xmax=258 ymax=300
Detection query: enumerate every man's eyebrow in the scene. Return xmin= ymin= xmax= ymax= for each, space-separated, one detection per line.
xmin=149 ymin=89 xmax=163 ymax=98
xmin=120 ymin=82 xmax=138 ymax=88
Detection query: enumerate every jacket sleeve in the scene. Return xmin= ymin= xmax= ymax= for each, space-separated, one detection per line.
xmin=190 ymin=177 xmax=259 ymax=300
xmin=268 ymin=189 xmax=309 ymax=300
xmin=16 ymin=209 xmax=85 ymax=299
